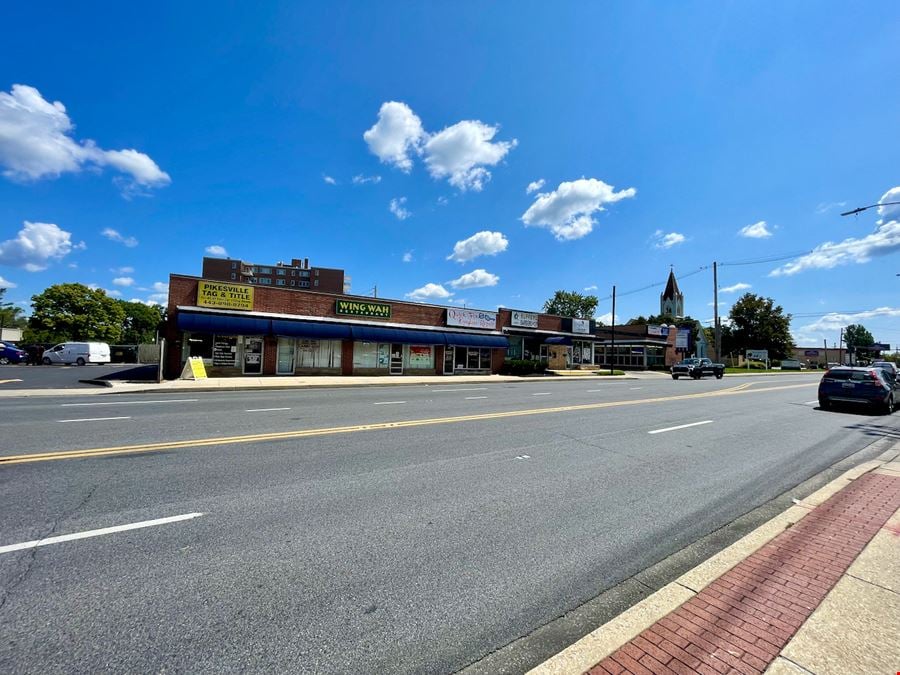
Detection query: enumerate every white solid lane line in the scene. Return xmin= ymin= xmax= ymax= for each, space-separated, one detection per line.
xmin=245 ymin=407 xmax=291 ymax=412
xmin=61 ymin=399 xmax=199 ymax=407
xmin=57 ymin=416 xmax=131 ymax=423
xmin=465 ymin=396 xmax=488 ymax=400
xmin=373 ymin=401 xmax=406 ymax=405
xmin=803 ymin=400 xmax=819 ymax=405
xmin=648 ymin=420 xmax=714 ymax=435
xmin=430 ymin=388 xmax=488 ymax=393
xmin=532 ymin=392 xmax=551 ymax=396
xmin=0 ymin=513 xmax=204 ymax=555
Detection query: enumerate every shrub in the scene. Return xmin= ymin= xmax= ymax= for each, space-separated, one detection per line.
xmin=499 ymin=359 xmax=548 ymax=376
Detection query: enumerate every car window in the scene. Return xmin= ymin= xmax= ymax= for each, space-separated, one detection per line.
xmin=849 ymin=370 xmax=876 ymax=382
xmin=824 ymin=370 xmax=851 ymax=380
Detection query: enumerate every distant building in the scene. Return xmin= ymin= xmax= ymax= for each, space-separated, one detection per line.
xmin=660 ymin=268 xmax=684 ymax=318
xmin=201 ymin=256 xmax=347 ymax=294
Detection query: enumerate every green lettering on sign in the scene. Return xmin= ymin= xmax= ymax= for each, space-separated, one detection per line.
xmin=335 ymin=299 xmax=392 ymax=318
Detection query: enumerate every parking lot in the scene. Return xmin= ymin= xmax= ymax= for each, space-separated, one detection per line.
xmin=0 ymin=363 xmax=157 ymax=389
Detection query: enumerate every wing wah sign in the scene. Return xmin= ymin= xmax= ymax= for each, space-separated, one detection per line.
xmin=197 ymin=281 xmax=254 ymax=310
xmin=335 ymin=299 xmax=392 ymax=319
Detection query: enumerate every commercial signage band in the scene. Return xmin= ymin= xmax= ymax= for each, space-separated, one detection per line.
xmin=197 ymin=281 xmax=254 ymax=311
xmin=446 ymin=307 xmax=497 ymax=330
xmin=510 ymin=310 xmax=538 ymax=328
xmin=572 ymin=318 xmax=590 ymax=334
xmin=335 ymin=299 xmax=392 ymax=318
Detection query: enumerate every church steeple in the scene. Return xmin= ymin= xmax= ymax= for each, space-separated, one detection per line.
xmin=660 ymin=267 xmax=684 ymax=318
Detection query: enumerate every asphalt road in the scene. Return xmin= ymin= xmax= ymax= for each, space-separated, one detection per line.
xmin=0 ymin=363 xmax=155 ymax=390
xmin=1 ymin=375 xmax=897 ymax=673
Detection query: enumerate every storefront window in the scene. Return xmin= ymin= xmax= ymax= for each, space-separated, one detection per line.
xmin=353 ymin=342 xmax=389 ymax=369
xmin=296 ymin=339 xmax=341 ymax=369
xmin=479 ymin=348 xmax=491 ymax=369
xmin=405 ymin=345 xmax=433 ymax=369
xmin=572 ymin=340 xmax=593 ymax=365
xmin=506 ymin=336 xmax=524 ymax=359
xmin=185 ymin=333 xmax=213 ymax=359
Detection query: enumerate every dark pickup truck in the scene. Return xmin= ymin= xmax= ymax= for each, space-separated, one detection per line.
xmin=671 ymin=357 xmax=725 ymax=380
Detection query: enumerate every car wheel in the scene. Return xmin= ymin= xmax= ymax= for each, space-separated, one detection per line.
xmin=0 ymin=357 xmax=8 ymax=365
xmin=672 ymin=374 xmax=678 ymax=380
xmin=886 ymin=395 xmax=895 ymax=415
xmin=819 ymin=397 xmax=830 ymax=410
xmin=715 ymin=373 xmax=723 ymax=379
xmin=42 ymin=357 xmax=51 ymax=365
xmin=76 ymin=357 xmax=86 ymax=366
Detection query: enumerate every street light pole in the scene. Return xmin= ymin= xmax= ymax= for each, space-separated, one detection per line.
xmin=610 ymin=285 xmax=616 ymax=376
xmin=840 ymin=201 xmax=900 ymax=217
xmin=713 ymin=261 xmax=721 ymax=360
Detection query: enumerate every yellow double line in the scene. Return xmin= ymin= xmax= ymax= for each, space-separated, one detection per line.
xmin=0 ymin=381 xmax=813 ymax=466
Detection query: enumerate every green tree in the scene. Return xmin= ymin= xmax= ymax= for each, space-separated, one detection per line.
xmin=844 ymin=324 xmax=874 ymax=351
xmin=118 ymin=301 xmax=164 ymax=343
xmin=0 ymin=288 xmax=28 ymax=331
xmin=723 ymin=293 xmax=794 ymax=359
xmin=543 ymin=290 xmax=599 ymax=319
xmin=29 ymin=283 xmax=125 ymax=343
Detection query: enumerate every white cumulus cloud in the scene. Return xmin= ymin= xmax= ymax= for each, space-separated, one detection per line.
xmin=0 ymin=275 xmax=17 ymax=288
xmin=739 ymin=221 xmax=773 ymax=238
xmin=363 ymin=101 xmax=425 ymax=172
xmin=405 ymin=282 xmax=452 ymax=301
xmin=526 ymin=179 xmax=545 ymax=194
xmin=389 ymin=197 xmax=411 ymax=220
xmin=352 ymin=174 xmax=381 ymax=185
xmin=0 ymin=221 xmax=76 ymax=271
xmin=521 ymin=178 xmax=637 ymax=241
xmin=653 ymin=230 xmax=686 ymax=249
xmin=402 ymin=251 xmax=413 ymax=263
xmin=110 ymin=266 xmax=134 ymax=274
xmin=449 ymin=269 xmax=499 ymax=289
xmin=423 ymin=120 xmax=517 ymax=191
xmin=112 ymin=276 xmax=134 ymax=287
xmin=102 ymin=228 xmax=138 ymax=247
xmin=0 ymin=84 xmax=170 ymax=192
xmin=147 ymin=281 xmax=169 ymax=305
xmin=447 ymin=230 xmax=508 ymax=263
xmin=770 ymin=194 xmax=900 ymax=276
xmin=584 ymin=285 xmax=598 ymax=291
xmin=322 ymin=174 xmax=337 ymax=185
xmin=205 ymin=245 xmax=228 ymax=257
xmin=876 ymin=186 xmax=900 ymax=223
xmin=797 ymin=307 xmax=900 ymax=335
xmin=720 ymin=282 xmax=751 ymax=293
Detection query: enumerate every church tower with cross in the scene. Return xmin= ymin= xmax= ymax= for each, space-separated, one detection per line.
xmin=660 ymin=267 xmax=684 ymax=318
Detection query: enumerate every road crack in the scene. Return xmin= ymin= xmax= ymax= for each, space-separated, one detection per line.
xmin=0 ymin=480 xmax=102 ymax=615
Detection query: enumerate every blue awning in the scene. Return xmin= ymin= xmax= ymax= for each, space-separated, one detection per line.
xmin=445 ymin=333 xmax=509 ymax=348
xmin=545 ymin=336 xmax=573 ymax=345
xmin=350 ymin=325 xmax=446 ymax=345
xmin=271 ymin=320 xmax=352 ymax=340
xmin=177 ymin=312 xmax=271 ymax=335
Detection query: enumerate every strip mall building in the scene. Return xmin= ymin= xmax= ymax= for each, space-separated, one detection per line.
xmin=164 ymin=274 xmax=688 ymax=378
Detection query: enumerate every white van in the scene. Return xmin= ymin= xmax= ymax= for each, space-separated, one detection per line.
xmin=42 ymin=342 xmax=111 ymax=366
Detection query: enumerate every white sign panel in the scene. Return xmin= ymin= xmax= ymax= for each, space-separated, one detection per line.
xmin=446 ymin=307 xmax=497 ymax=330
xmin=511 ymin=310 xmax=539 ymax=328
xmin=676 ymin=328 xmax=690 ymax=349
xmin=572 ymin=318 xmax=590 ymax=334
xmin=747 ymin=349 xmax=769 ymax=360
xmin=647 ymin=324 xmax=667 ymax=336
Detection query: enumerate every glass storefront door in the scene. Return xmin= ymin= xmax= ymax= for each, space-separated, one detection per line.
xmin=444 ymin=346 xmax=454 ymax=374
xmin=243 ymin=336 xmax=264 ymax=374
xmin=276 ymin=337 xmax=295 ymax=375
xmin=389 ymin=343 xmax=403 ymax=375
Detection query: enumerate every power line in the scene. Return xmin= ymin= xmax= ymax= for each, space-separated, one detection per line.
xmin=718 ymin=250 xmax=811 ymax=267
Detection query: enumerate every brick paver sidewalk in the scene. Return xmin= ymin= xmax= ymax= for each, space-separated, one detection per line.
xmin=587 ymin=472 xmax=900 ymax=675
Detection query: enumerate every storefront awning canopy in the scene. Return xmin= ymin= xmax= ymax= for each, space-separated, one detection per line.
xmin=177 ymin=312 xmax=271 ymax=335
xmin=350 ymin=325 xmax=446 ymax=345
xmin=271 ymin=319 xmax=351 ymax=340
xmin=446 ymin=333 xmax=509 ymax=348
xmin=544 ymin=336 xmax=573 ymax=345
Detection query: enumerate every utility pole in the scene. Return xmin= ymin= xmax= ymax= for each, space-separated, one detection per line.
xmin=713 ymin=261 xmax=721 ymax=361
xmin=610 ymin=285 xmax=616 ymax=375
xmin=823 ymin=338 xmax=828 ymax=368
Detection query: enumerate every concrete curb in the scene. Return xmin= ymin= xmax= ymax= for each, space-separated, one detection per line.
xmin=526 ymin=441 xmax=900 ymax=675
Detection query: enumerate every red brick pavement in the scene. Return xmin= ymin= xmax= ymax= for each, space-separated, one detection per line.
xmin=587 ymin=471 xmax=900 ymax=675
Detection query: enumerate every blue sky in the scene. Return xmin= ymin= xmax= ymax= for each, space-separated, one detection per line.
xmin=1 ymin=2 xmax=899 ymax=349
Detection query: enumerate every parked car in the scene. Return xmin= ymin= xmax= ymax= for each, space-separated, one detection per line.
xmin=671 ymin=357 xmax=725 ymax=380
xmin=818 ymin=366 xmax=897 ymax=414
xmin=0 ymin=341 xmax=28 ymax=364
xmin=872 ymin=361 xmax=898 ymax=378
xmin=42 ymin=342 xmax=111 ymax=366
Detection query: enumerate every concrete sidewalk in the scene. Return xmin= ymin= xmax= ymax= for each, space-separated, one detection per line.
xmin=0 ymin=371 xmax=650 ymax=397
xmin=531 ymin=443 xmax=900 ymax=675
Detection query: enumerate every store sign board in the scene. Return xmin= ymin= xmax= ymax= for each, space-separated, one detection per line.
xmin=336 ymin=299 xmax=392 ymax=318
xmin=511 ymin=310 xmax=538 ymax=328
xmin=747 ymin=349 xmax=769 ymax=360
xmin=572 ymin=318 xmax=590 ymax=334
xmin=198 ymin=281 xmax=254 ymax=311
xmin=676 ymin=328 xmax=690 ymax=349
xmin=447 ymin=307 xmax=496 ymax=330
xmin=803 ymin=350 xmax=819 ymax=357
xmin=647 ymin=324 xmax=670 ymax=336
